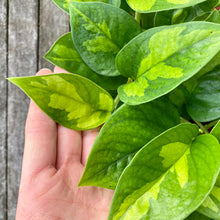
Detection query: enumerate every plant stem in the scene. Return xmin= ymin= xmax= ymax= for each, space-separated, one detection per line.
xmin=135 ymin=12 xmax=141 ymax=24
xmin=114 ymin=95 xmax=120 ymax=110
xmin=194 ymin=120 xmax=209 ymax=134
xmin=204 ymin=119 xmax=219 ymax=130
xmin=180 ymin=117 xmax=190 ymax=123
xmin=114 ymin=78 xmax=133 ymax=111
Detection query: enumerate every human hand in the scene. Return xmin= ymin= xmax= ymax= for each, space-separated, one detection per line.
xmin=16 ymin=68 xmax=114 ymax=220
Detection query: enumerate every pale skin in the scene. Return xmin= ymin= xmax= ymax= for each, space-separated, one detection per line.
xmin=16 ymin=67 xmax=114 ymax=220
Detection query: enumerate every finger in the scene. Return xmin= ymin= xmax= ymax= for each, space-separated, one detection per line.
xmin=22 ymin=69 xmax=57 ymax=178
xmin=81 ymin=128 xmax=100 ymax=166
xmin=56 ymin=125 xmax=82 ymax=169
xmin=54 ymin=66 xmax=69 ymax=73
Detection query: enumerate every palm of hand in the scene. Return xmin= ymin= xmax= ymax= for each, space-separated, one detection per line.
xmin=16 ymin=69 xmax=113 ymax=220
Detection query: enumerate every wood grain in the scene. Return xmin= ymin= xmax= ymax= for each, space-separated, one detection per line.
xmin=38 ymin=0 xmax=70 ymax=70
xmin=7 ymin=0 xmax=38 ymax=218
xmin=3 ymin=1 xmax=70 ymax=219
xmin=0 ymin=0 xmax=7 ymax=219
xmin=0 ymin=1 xmax=70 ymax=219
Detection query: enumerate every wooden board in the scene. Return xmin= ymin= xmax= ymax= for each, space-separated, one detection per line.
xmin=0 ymin=0 xmax=7 ymax=219
xmin=38 ymin=0 xmax=70 ymax=70
xmin=7 ymin=0 xmax=38 ymax=218
xmin=5 ymin=0 xmax=69 ymax=219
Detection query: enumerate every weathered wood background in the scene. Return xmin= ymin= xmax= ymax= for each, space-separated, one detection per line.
xmin=0 ymin=1 xmax=69 ymax=219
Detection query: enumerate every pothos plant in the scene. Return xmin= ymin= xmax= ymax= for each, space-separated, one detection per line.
xmin=8 ymin=0 xmax=220 ymax=219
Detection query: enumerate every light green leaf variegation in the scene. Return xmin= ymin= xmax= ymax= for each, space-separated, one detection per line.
xmin=79 ymin=97 xmax=180 ymax=189
xmin=108 ymin=124 xmax=220 ymax=220
xmin=187 ymin=67 xmax=220 ymax=122
xmin=52 ymin=0 xmax=121 ymax=13
xmin=126 ymin=0 xmax=206 ymax=13
xmin=44 ymin=33 xmax=127 ymax=90
xmin=116 ymin=22 xmax=220 ymax=105
xmin=70 ymin=2 xmax=142 ymax=76
xmin=8 ymin=74 xmax=114 ymax=130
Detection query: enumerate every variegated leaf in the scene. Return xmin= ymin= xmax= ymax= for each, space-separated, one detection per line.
xmin=126 ymin=0 xmax=206 ymax=13
xmin=79 ymin=97 xmax=180 ymax=189
xmin=116 ymin=22 xmax=220 ymax=105
xmin=108 ymin=124 xmax=220 ymax=220
xmin=44 ymin=32 xmax=127 ymax=90
xmin=8 ymin=74 xmax=114 ymax=130
xmin=70 ymin=2 xmax=142 ymax=76
xmin=52 ymin=0 xmax=121 ymax=13
xmin=195 ymin=120 xmax=220 ymax=219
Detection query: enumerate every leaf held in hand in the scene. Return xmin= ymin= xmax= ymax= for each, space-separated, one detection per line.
xmin=8 ymin=73 xmax=114 ymax=130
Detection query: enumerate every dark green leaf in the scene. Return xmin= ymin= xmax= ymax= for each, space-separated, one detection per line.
xmin=184 ymin=52 xmax=220 ymax=93
xmin=186 ymin=212 xmax=212 ymax=220
xmin=108 ymin=124 xmax=220 ymax=220
xmin=126 ymin=0 xmax=206 ymax=13
xmin=8 ymin=74 xmax=114 ymax=130
xmin=52 ymin=0 xmax=121 ymax=13
xmin=198 ymin=0 xmax=220 ymax=12
xmin=70 ymin=2 xmax=142 ymax=76
xmin=154 ymin=10 xmax=174 ymax=26
xmin=141 ymin=13 xmax=156 ymax=30
xmin=44 ymin=33 xmax=127 ymax=90
xmin=79 ymin=97 xmax=180 ymax=189
xmin=168 ymin=85 xmax=190 ymax=119
xmin=187 ymin=67 xmax=220 ymax=122
xmin=206 ymin=9 xmax=220 ymax=23
xmin=116 ymin=22 xmax=220 ymax=105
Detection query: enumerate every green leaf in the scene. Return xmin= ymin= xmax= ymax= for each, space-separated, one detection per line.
xmin=186 ymin=212 xmax=212 ymax=220
xmin=184 ymin=51 xmax=220 ymax=93
xmin=126 ymin=0 xmax=206 ymax=13
xmin=171 ymin=0 xmax=220 ymax=24
xmin=70 ymin=2 xmax=142 ymax=76
xmin=52 ymin=0 xmax=121 ymax=13
xmin=108 ymin=124 xmax=220 ymax=220
xmin=79 ymin=97 xmax=180 ymax=189
xmin=8 ymin=74 xmax=114 ymax=130
xmin=198 ymin=0 xmax=220 ymax=12
xmin=195 ymin=121 xmax=220 ymax=219
xmin=116 ymin=22 xmax=220 ymax=105
xmin=141 ymin=13 xmax=156 ymax=30
xmin=206 ymin=9 xmax=220 ymax=23
xmin=197 ymin=185 xmax=220 ymax=219
xmin=211 ymin=120 xmax=220 ymax=142
xmin=44 ymin=33 xmax=127 ymax=90
xmin=187 ymin=67 xmax=220 ymax=122
xmin=168 ymin=85 xmax=190 ymax=119
xmin=154 ymin=9 xmax=174 ymax=26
